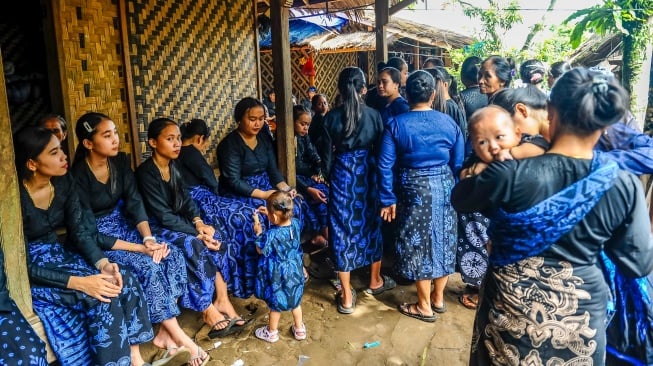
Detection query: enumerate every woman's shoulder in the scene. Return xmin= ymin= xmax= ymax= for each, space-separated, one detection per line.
xmin=134 ymin=157 xmax=155 ymax=176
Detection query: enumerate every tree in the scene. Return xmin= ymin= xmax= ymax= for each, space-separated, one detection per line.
xmin=449 ymin=0 xmax=523 ymax=55
xmin=566 ymin=0 xmax=653 ymax=110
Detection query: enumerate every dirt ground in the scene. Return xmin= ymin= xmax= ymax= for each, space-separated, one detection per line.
xmin=142 ymin=267 xmax=476 ymax=366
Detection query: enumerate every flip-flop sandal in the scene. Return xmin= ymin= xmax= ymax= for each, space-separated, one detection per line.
xmin=364 ymin=275 xmax=397 ymax=295
xmin=151 ymin=346 xmax=191 ymax=366
xmin=458 ymin=293 xmax=478 ymax=310
xmin=397 ymin=302 xmax=436 ymax=323
xmin=210 ymin=316 xmax=253 ymax=338
xmin=336 ymin=288 xmax=356 ymax=314
xmin=207 ymin=317 xmax=238 ymax=339
xmin=188 ymin=345 xmax=210 ymax=366
xmin=431 ymin=302 xmax=447 ymax=314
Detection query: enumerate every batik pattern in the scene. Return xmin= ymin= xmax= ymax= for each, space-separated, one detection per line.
xmin=95 ymin=205 xmax=187 ymax=323
xmin=329 ymin=149 xmax=382 ymax=272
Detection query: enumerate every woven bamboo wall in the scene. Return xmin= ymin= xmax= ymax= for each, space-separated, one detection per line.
xmin=56 ymin=0 xmax=133 ymax=158
xmin=261 ymin=49 xmax=359 ymax=107
xmin=125 ymin=0 xmax=258 ymax=165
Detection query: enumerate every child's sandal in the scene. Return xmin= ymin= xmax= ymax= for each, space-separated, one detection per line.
xmin=291 ymin=323 xmax=307 ymax=340
xmin=255 ymin=325 xmax=279 ymax=343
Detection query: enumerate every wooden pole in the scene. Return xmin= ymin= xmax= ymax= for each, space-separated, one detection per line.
xmin=375 ymin=0 xmax=389 ymax=65
xmin=270 ymin=0 xmax=296 ymax=185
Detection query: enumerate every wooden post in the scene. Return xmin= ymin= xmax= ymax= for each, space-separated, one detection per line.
xmin=375 ymin=0 xmax=389 ymax=66
xmin=270 ymin=0 xmax=296 ymax=186
xmin=0 ymin=50 xmax=55 ymax=362
xmin=118 ymin=0 xmax=140 ymax=167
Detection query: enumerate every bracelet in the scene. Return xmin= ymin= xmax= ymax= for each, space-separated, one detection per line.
xmin=143 ymin=236 xmax=156 ymax=244
xmin=192 ymin=218 xmax=203 ymax=225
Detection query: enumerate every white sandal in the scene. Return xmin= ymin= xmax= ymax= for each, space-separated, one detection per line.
xmin=291 ymin=323 xmax=307 ymax=340
xmin=255 ymin=325 xmax=279 ymax=343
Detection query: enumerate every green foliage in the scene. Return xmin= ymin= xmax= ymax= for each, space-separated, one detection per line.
xmin=450 ymin=0 xmax=523 ymax=53
xmin=565 ymin=0 xmax=653 ymax=103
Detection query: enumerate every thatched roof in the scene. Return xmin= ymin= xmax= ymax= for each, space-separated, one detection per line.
xmin=569 ymin=33 xmax=622 ymax=67
xmin=359 ymin=12 xmax=474 ymax=49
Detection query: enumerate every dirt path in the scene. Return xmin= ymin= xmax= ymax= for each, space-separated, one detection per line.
xmin=142 ymin=271 xmax=476 ymax=366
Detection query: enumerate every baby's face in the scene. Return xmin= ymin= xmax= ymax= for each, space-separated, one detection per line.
xmin=470 ymin=116 xmax=521 ymax=163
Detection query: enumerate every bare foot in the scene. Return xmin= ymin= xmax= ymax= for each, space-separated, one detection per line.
xmin=214 ymin=300 xmax=246 ymax=325
xmin=152 ymin=327 xmax=177 ymax=350
xmin=202 ymin=304 xmax=230 ymax=330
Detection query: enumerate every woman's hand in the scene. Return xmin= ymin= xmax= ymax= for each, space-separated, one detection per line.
xmin=100 ymin=261 xmax=123 ymax=288
xmin=311 ymin=174 xmax=325 ymax=184
xmin=380 ymin=204 xmax=396 ymax=222
xmin=307 ymin=187 xmax=327 ymax=204
xmin=69 ymin=273 xmax=123 ymax=303
xmin=142 ymin=240 xmax=170 ymax=264
xmin=196 ymin=223 xmax=221 ymax=251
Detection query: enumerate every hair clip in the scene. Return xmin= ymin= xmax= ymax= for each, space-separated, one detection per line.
xmin=83 ymin=121 xmax=93 ymax=133
xmin=592 ymin=75 xmax=609 ymax=95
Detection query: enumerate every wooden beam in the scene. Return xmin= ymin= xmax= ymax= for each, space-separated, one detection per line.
xmin=375 ymin=0 xmax=389 ymax=64
xmin=118 ymin=0 xmax=140 ymax=167
xmin=389 ymin=0 xmax=415 ymax=15
xmin=270 ymin=0 xmax=296 ymax=186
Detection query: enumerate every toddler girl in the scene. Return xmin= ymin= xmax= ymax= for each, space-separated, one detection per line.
xmin=253 ymin=191 xmax=306 ymax=342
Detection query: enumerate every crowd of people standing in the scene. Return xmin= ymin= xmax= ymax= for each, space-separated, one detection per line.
xmin=4 ymin=53 xmax=653 ymax=366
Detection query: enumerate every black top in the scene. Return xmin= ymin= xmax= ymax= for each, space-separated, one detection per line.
xmin=71 ymin=152 xmax=149 ymax=250
xmin=0 ymin=248 xmax=11 ymax=312
xmin=459 ymin=86 xmax=488 ymax=120
xmin=364 ymin=86 xmax=387 ymax=112
xmin=20 ymin=174 xmax=106 ymax=288
xmin=178 ymin=145 xmax=219 ymax=193
xmin=319 ymin=105 xmax=384 ymax=176
xmin=295 ymin=135 xmax=322 ymax=191
xmin=216 ymin=130 xmax=285 ymax=197
xmin=452 ymin=154 xmax=653 ymax=278
xmin=445 ymin=99 xmax=468 ymax=141
xmin=135 ymin=158 xmax=200 ymax=235
xmin=263 ymin=97 xmax=276 ymax=117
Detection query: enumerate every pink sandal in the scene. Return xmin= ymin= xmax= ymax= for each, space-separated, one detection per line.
xmin=291 ymin=323 xmax=307 ymax=340
xmin=255 ymin=325 xmax=279 ymax=343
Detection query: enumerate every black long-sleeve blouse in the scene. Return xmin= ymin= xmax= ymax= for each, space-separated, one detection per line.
xmin=0 ymin=248 xmax=11 ymax=312
xmin=216 ymin=130 xmax=285 ymax=197
xmin=20 ymin=174 xmax=106 ymax=288
xmin=295 ymin=135 xmax=322 ymax=192
xmin=452 ymin=154 xmax=653 ymax=278
xmin=177 ymin=145 xmax=219 ymax=193
xmin=135 ymin=158 xmax=200 ymax=235
xmin=71 ymin=152 xmax=149 ymax=250
xmin=318 ymin=105 xmax=384 ymax=177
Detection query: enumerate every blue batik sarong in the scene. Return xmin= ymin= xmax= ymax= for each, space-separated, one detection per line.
xmin=188 ymin=185 xmax=259 ymax=298
xmin=95 ymin=203 xmax=187 ymax=323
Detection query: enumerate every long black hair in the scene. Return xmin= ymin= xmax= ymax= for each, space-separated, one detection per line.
xmin=549 ymin=67 xmax=629 ymax=137
xmin=337 ymin=67 xmax=367 ymax=137
xmin=14 ymin=126 xmax=55 ymax=181
xmin=180 ymin=118 xmax=209 ymax=141
xmin=73 ymin=112 xmax=111 ymax=164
